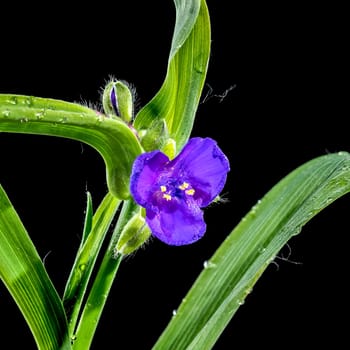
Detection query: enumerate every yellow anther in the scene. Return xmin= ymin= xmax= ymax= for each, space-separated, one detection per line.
xmin=163 ymin=193 xmax=172 ymax=201
xmin=160 ymin=185 xmax=167 ymax=192
xmin=185 ymin=189 xmax=195 ymax=196
xmin=179 ymin=182 xmax=189 ymax=190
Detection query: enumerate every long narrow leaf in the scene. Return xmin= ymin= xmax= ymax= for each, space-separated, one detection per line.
xmin=72 ymin=200 xmax=138 ymax=350
xmin=0 ymin=94 xmax=142 ymax=199
xmin=152 ymin=151 xmax=350 ymax=349
xmin=81 ymin=191 xmax=94 ymax=245
xmin=0 ymin=184 xmax=71 ymax=350
xmin=63 ymin=192 xmax=120 ymax=335
xmin=134 ymin=0 xmax=210 ymax=150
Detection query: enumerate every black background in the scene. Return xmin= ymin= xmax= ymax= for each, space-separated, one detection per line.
xmin=0 ymin=1 xmax=348 ymax=349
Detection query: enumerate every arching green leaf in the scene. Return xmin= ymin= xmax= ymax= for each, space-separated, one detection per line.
xmin=0 ymin=94 xmax=142 ymax=199
xmin=134 ymin=0 xmax=210 ymax=151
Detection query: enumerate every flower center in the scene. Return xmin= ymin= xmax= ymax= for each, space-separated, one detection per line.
xmin=159 ymin=181 xmax=195 ymax=201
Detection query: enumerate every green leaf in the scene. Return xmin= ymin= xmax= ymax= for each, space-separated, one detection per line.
xmin=72 ymin=199 xmax=138 ymax=350
xmin=152 ymin=152 xmax=350 ymax=350
xmin=134 ymin=0 xmax=210 ymax=151
xmin=170 ymin=0 xmax=201 ymax=60
xmin=81 ymin=191 xmax=94 ymax=245
xmin=0 ymin=94 xmax=142 ymax=199
xmin=0 ymin=184 xmax=71 ymax=350
xmin=63 ymin=192 xmax=120 ymax=336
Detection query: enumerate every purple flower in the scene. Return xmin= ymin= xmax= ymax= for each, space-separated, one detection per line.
xmin=130 ymin=137 xmax=230 ymax=245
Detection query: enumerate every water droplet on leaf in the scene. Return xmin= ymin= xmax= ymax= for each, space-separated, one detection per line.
xmin=35 ymin=110 xmax=45 ymax=120
xmin=24 ymin=96 xmax=34 ymax=106
xmin=258 ymin=246 xmax=266 ymax=254
xmin=203 ymin=260 xmax=216 ymax=269
xmin=7 ymin=96 xmax=17 ymax=105
xmin=2 ymin=110 xmax=10 ymax=118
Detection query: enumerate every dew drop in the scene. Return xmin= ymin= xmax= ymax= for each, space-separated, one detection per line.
xmin=20 ymin=117 xmax=29 ymax=123
xmin=24 ymin=96 xmax=34 ymax=106
xmin=245 ymin=287 xmax=253 ymax=296
xmin=7 ymin=96 xmax=17 ymax=105
xmin=325 ymin=197 xmax=334 ymax=205
xmin=35 ymin=110 xmax=45 ymax=120
xmin=338 ymin=151 xmax=347 ymax=156
xmin=249 ymin=199 xmax=262 ymax=217
xmin=292 ymin=226 xmax=302 ymax=236
xmin=172 ymin=309 xmax=177 ymax=316
xmin=2 ymin=109 xmax=10 ymax=118
xmin=203 ymin=260 xmax=216 ymax=269
xmin=79 ymin=264 xmax=86 ymax=271
xmin=258 ymin=246 xmax=266 ymax=254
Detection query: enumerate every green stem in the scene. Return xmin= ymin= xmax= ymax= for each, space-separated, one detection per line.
xmin=72 ymin=200 xmax=138 ymax=350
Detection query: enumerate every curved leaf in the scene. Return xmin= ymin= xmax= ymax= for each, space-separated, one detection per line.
xmin=170 ymin=0 xmax=201 ymax=60
xmin=152 ymin=152 xmax=350 ymax=349
xmin=0 ymin=184 xmax=71 ymax=350
xmin=0 ymin=94 xmax=142 ymax=199
xmin=134 ymin=0 xmax=210 ymax=150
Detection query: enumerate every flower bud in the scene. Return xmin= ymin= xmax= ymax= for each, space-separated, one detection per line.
xmin=139 ymin=118 xmax=174 ymax=153
xmin=102 ymin=80 xmax=134 ymax=122
xmin=115 ymin=211 xmax=151 ymax=256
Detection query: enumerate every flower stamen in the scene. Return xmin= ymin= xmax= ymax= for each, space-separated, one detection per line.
xmin=179 ymin=181 xmax=195 ymax=196
xmin=179 ymin=182 xmax=189 ymax=190
xmin=185 ymin=189 xmax=195 ymax=196
xmin=163 ymin=193 xmax=172 ymax=201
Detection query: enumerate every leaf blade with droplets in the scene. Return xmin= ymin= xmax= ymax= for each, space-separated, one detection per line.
xmin=0 ymin=184 xmax=71 ymax=350
xmin=0 ymin=94 xmax=142 ymax=199
xmin=152 ymin=152 xmax=350 ymax=349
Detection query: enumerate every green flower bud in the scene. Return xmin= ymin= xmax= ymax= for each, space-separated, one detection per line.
xmin=139 ymin=118 xmax=168 ymax=151
xmin=102 ymin=80 xmax=134 ymax=122
xmin=115 ymin=211 xmax=151 ymax=256
xmin=139 ymin=118 xmax=176 ymax=155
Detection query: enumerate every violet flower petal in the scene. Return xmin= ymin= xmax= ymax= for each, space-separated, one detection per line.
xmin=169 ymin=137 xmax=230 ymax=206
xmin=110 ymin=85 xmax=119 ymax=115
xmin=130 ymin=150 xmax=169 ymax=207
xmin=146 ymin=197 xmax=206 ymax=245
